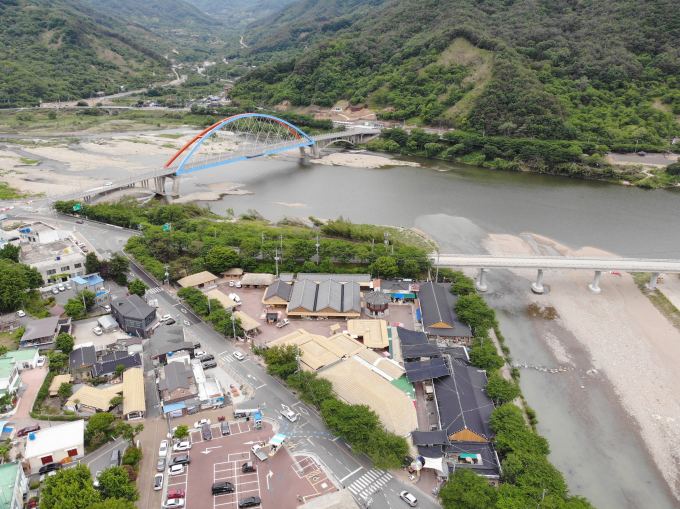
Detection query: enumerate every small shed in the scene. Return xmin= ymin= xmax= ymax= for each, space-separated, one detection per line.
xmin=221 ymin=268 xmax=244 ymax=280
xmin=177 ymin=271 xmax=217 ymax=289
xmin=97 ymin=315 xmax=118 ymax=332
xmin=48 ymin=374 xmax=72 ymax=396
xmin=233 ymin=311 xmax=260 ymax=332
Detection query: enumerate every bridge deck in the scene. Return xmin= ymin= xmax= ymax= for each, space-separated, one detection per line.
xmin=434 ymin=254 xmax=680 ymax=273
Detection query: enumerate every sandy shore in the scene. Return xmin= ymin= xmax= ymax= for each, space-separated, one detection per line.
xmin=483 ymin=232 xmax=680 ymax=499
xmin=275 ymin=202 xmax=309 ymax=207
xmin=309 ymin=152 xmax=421 ymax=169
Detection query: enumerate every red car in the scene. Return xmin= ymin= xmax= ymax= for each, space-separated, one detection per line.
xmin=18 ymin=425 xmax=40 ymax=437
xmin=167 ymin=490 xmax=185 ymax=499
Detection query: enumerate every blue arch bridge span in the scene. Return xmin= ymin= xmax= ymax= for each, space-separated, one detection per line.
xmin=53 ymin=113 xmax=378 ymax=202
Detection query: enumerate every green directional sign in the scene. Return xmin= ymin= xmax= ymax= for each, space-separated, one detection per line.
xmin=73 ymin=204 xmax=82 ymax=211
xmin=162 ymin=223 xmax=171 ymax=231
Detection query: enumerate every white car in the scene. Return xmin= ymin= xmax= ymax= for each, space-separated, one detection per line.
xmin=105 ymin=182 xmax=113 ymax=186
xmin=283 ymin=409 xmax=298 ymax=422
xmin=277 ymin=319 xmax=290 ymax=328
xmin=16 ymin=310 xmax=25 ymax=317
xmin=173 ymin=441 xmax=192 ymax=452
xmin=51 ymin=287 xmax=59 ymax=295
xmin=235 ymin=281 xmax=242 ymax=288
xmin=58 ymin=284 xmax=65 ymax=292
xmin=159 ymin=440 xmax=169 ymax=458
xmin=65 ymin=283 xmax=72 ymax=290
xmin=163 ymin=499 xmax=185 ymax=509
xmin=193 ymin=419 xmax=210 ymax=429
xmin=228 ymin=293 xmax=241 ymax=304
xmin=229 ymin=280 xmax=235 ymax=287
xmin=154 ymin=473 xmax=164 ymax=491
xmin=36 ymin=356 xmax=46 ymax=367
xmin=161 ymin=314 xmax=172 ymax=322
xmin=233 ymin=351 xmax=245 ymax=361
xmin=93 ymin=471 xmax=102 ymax=488
xmin=194 ymin=350 xmax=206 ymax=358
xmin=92 ymin=327 xmax=103 ymax=336
xmin=399 ymin=491 xmax=417 ymax=507
xmin=168 ymin=464 xmax=185 ymax=476
xmin=103 ymin=305 xmax=111 ymax=312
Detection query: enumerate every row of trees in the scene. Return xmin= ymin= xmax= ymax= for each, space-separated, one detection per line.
xmin=261 ymin=345 xmax=409 ymax=470
xmin=177 ymin=287 xmax=244 ymax=338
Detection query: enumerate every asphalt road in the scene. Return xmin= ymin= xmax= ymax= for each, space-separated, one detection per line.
xmin=4 ymin=207 xmax=440 ymax=509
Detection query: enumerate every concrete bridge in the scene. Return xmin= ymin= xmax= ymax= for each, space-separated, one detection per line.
xmin=432 ymin=253 xmax=680 ymax=293
xmin=52 ymin=114 xmax=378 ymax=203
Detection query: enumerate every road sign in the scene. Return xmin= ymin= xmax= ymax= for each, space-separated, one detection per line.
xmin=73 ymin=204 xmax=82 ymax=211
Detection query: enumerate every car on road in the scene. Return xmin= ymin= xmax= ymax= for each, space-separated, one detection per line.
xmin=154 ymin=473 xmax=164 ymax=491
xmin=157 ymin=458 xmax=166 ymax=472
xmin=76 ymin=219 xmax=83 ymax=224
xmin=167 ymin=490 xmax=185 ymax=499
xmin=173 ymin=441 xmax=191 ymax=452
xmin=161 ymin=314 xmax=172 ymax=322
xmin=164 ymin=318 xmax=176 ymax=325
xmin=282 ymin=409 xmax=298 ymax=422
xmin=238 ymin=497 xmax=261 ymax=508
xmin=194 ymin=419 xmax=210 ymax=429
xmin=212 ymin=482 xmax=235 ymax=495
xmin=36 ymin=356 xmax=46 ymax=367
xmin=92 ymin=327 xmax=103 ymax=336
xmin=202 ymin=361 xmax=217 ymax=369
xmin=277 ymin=318 xmax=290 ymax=328
xmin=103 ymin=305 xmax=111 ymax=312
xmin=194 ymin=350 xmax=206 ymax=358
xmin=51 ymin=287 xmax=59 ymax=295
xmin=171 ymin=455 xmax=190 ymax=466
xmin=93 ymin=471 xmax=102 ymax=487
xmin=105 ymin=182 xmax=113 ymax=186
xmin=233 ymin=351 xmax=245 ymax=361
xmin=16 ymin=310 xmax=25 ymax=317
xmin=110 ymin=449 xmax=121 ymax=467
xmin=399 ymin=491 xmax=417 ymax=507
xmin=159 ymin=440 xmax=169 ymax=457
xmin=221 ymin=422 xmax=230 ymax=436
xmin=162 ymin=500 xmax=185 ymax=509
xmin=58 ymin=284 xmax=65 ymax=292
xmin=18 ymin=425 xmax=40 ymax=437
xmin=38 ymin=463 xmax=61 ymax=475
xmin=200 ymin=354 xmax=214 ymax=362
xmin=168 ymin=464 xmax=185 ymax=476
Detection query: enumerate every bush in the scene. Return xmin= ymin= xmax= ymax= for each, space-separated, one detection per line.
xmin=29 ymin=481 xmax=40 ymax=489
xmin=122 ymin=465 xmax=137 ymax=482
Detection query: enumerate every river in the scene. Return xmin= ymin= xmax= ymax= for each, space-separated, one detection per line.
xmin=176 ymin=151 xmax=680 ymax=509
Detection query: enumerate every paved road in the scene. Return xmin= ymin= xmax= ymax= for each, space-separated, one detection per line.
xmin=84 ymin=437 xmax=129 ymax=484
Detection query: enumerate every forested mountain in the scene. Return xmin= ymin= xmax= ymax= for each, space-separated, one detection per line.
xmin=181 ymin=0 xmax=296 ymax=29
xmin=0 ymin=0 xmax=170 ymax=105
xmin=231 ymin=0 xmax=680 ymax=147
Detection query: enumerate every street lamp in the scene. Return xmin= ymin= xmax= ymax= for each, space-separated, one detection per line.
xmin=231 ymin=314 xmax=236 ymax=339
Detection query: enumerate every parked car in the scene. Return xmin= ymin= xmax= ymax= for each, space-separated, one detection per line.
xmin=159 ymin=440 xmax=169 ymax=457
xmin=202 ymin=423 xmax=212 ymax=441
xmin=276 ymin=319 xmax=290 ymax=328
xmin=202 ymin=361 xmax=217 ymax=369
xmin=164 ymin=318 xmax=176 ymax=325
xmin=92 ymin=327 xmax=103 ymax=336
xmin=229 ymin=280 xmax=235 ymax=287
xmin=238 ymin=497 xmax=261 ymax=508
xmin=18 ymin=425 xmax=40 ymax=437
xmin=65 ymin=283 xmax=72 ymax=290
xmin=167 ymin=490 xmax=185 ymax=499
xmin=171 ymin=455 xmax=190 ymax=466
xmin=36 ymin=356 xmax=46 ymax=367
xmin=168 ymin=464 xmax=185 ymax=476
xmin=110 ymin=449 xmax=121 ymax=468
xmin=105 ymin=182 xmax=113 ymax=186
xmin=241 ymin=461 xmax=256 ymax=473
xmin=103 ymin=305 xmax=111 ymax=312
xmin=193 ymin=341 xmax=201 ymax=348
xmin=76 ymin=219 xmax=84 ymax=224
xmin=40 ymin=471 xmax=57 ymax=482
xmin=173 ymin=441 xmax=191 ymax=452
xmin=194 ymin=350 xmax=206 ymax=358
xmin=58 ymin=284 xmax=65 ymax=292
xmin=399 ymin=491 xmax=417 ymax=507
xmin=51 ymin=287 xmax=59 ymax=295
xmin=200 ymin=354 xmax=214 ymax=362
xmin=161 ymin=314 xmax=172 ymax=321
xmin=228 ymin=293 xmax=241 ymax=304
xmin=212 ymin=482 xmax=235 ymax=495
xmin=93 ymin=471 xmax=102 ymax=487
xmin=157 ymin=458 xmax=166 ymax=472
xmin=38 ymin=463 xmax=61 ymax=475
xmin=16 ymin=310 xmax=25 ymax=317
xmin=154 ymin=473 xmax=164 ymax=491
xmin=221 ymin=422 xmax=230 ymax=436
xmin=194 ymin=419 xmax=211 ymax=429
xmin=235 ymin=281 xmax=242 ymax=288
xmin=162 ymin=499 xmax=185 ymax=509
xmin=233 ymin=351 xmax=245 ymax=361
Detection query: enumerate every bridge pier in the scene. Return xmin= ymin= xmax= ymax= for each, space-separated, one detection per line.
xmin=588 ymin=271 xmax=603 ymax=293
xmin=531 ymin=269 xmax=545 ymax=294
xmin=312 ymin=143 xmax=321 ymax=158
xmin=299 ymin=147 xmax=306 ymax=156
xmin=170 ymin=176 xmax=181 ymax=197
xmin=475 ymin=268 xmax=489 ymax=292
xmin=647 ymin=272 xmax=661 ymax=289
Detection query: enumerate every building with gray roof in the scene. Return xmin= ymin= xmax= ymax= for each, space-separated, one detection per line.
xmin=69 ymin=345 xmax=96 ymax=371
xmin=287 ymin=280 xmax=362 ymax=318
xmin=297 ymin=273 xmax=371 ymax=285
xmin=418 ymin=282 xmax=473 ymax=340
xmin=111 ymin=295 xmax=157 ymax=338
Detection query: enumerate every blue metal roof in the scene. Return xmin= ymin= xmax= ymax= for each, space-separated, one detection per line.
xmin=163 ymin=402 xmax=187 ymax=413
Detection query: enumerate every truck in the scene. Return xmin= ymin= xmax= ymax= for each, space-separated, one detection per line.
xmin=251 ymin=434 xmax=287 ymax=461
xmin=251 ymin=445 xmax=268 ymax=462
xmin=282 ymin=409 xmax=298 ymax=422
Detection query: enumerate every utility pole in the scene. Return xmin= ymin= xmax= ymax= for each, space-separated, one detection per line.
xmin=274 ymin=248 xmax=279 ymax=276
xmin=435 ymin=251 xmax=440 ymax=282
xmin=315 ymin=235 xmax=320 ymax=265
xmin=164 ymin=265 xmax=169 ymax=288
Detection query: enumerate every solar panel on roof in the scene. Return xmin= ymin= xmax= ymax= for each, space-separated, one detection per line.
xmin=405 ymin=358 xmax=450 ymax=382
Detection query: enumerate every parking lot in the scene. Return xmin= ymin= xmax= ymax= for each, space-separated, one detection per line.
xmin=159 ymin=419 xmax=332 ymax=509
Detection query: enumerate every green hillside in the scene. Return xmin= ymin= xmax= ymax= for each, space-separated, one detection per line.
xmin=231 ymin=0 xmax=680 ymax=147
xmin=0 ymin=0 xmax=170 ymax=106
xmin=183 ymin=0 xmax=296 ymax=25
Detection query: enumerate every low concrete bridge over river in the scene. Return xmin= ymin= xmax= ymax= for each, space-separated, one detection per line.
xmin=51 ymin=113 xmax=378 ymax=203
xmin=432 ymin=254 xmax=680 ymax=293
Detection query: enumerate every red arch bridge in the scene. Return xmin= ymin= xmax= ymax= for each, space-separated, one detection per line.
xmin=52 ymin=113 xmax=379 ymax=202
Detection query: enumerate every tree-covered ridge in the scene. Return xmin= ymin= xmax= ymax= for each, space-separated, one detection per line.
xmin=0 ymin=0 xmax=169 ymax=106
xmin=231 ymin=0 xmax=680 ymax=146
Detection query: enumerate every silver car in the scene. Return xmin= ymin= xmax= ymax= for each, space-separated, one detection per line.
xmin=154 ymin=473 xmax=164 ymax=491
xmin=157 ymin=458 xmax=166 ymax=472
xmin=400 ymin=492 xmax=417 ymax=507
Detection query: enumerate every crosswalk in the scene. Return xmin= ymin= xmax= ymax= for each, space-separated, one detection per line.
xmin=347 ymin=469 xmax=392 ymax=499
xmin=146 ymin=287 xmax=163 ymax=294
xmin=218 ymin=352 xmax=235 ymax=363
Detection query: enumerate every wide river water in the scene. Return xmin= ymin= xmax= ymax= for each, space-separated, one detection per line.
xmin=176 ymin=151 xmax=680 ymax=509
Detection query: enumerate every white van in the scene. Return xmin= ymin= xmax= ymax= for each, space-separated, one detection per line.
xmin=228 ymin=293 xmax=241 ymax=305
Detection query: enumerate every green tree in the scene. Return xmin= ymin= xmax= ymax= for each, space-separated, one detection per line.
xmin=469 ymin=341 xmax=505 ymax=372
xmin=57 ymin=382 xmax=73 ymax=401
xmin=47 ymin=351 xmax=69 ymax=371
xmin=108 ymin=254 xmax=129 ymax=281
xmin=489 ymin=404 xmax=550 ymax=456
xmin=40 ymin=464 xmax=101 ymax=509
xmin=439 ymin=468 xmax=498 ymax=509
xmin=174 ymin=424 xmax=189 ymax=439
xmin=85 ymin=499 xmax=137 ymax=509
xmin=127 ymin=279 xmax=149 ymax=297
xmin=96 ymin=467 xmax=139 ymax=502
xmin=502 ymin=451 xmax=569 ymax=500
xmin=320 ymin=399 xmax=381 ymax=453
xmin=365 ymin=428 xmax=410 ymax=470
xmin=109 ymin=394 xmax=124 ymax=408
xmin=115 ymin=421 xmax=143 ymax=443
xmin=64 ymin=299 xmax=85 ymax=318
xmin=85 ymin=252 xmax=102 ymax=274
xmin=55 ymin=332 xmax=75 ymax=353
xmin=77 ymin=290 xmax=96 ymax=310
xmin=262 ymin=344 xmax=299 ymax=379
xmin=455 ymin=294 xmax=497 ymax=331
xmin=22 ymin=266 xmax=44 ymax=289
xmin=369 ymin=256 xmax=398 ymax=278
xmin=205 ymin=246 xmax=240 ymax=273
xmin=87 ymin=412 xmax=115 ymax=436
xmin=287 ymin=371 xmax=334 ymax=409
xmin=0 ymin=262 xmax=28 ymax=309
xmin=485 ymin=374 xmax=521 ymax=404
xmin=666 ymin=162 xmax=680 ymax=175
xmin=239 ymin=238 xmax=261 ymax=258
xmin=400 ymin=259 xmax=421 ymax=278
xmin=0 ymin=244 xmax=19 ymax=262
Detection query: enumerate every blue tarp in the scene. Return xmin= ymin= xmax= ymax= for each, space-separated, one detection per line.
xmin=163 ymin=402 xmax=187 ymax=413
xmin=394 ymin=293 xmax=404 ymax=299
xmin=416 ymin=309 xmax=421 ymax=321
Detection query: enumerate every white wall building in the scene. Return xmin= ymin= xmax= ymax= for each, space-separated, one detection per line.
xmin=0 ymin=462 xmax=29 ymax=509
xmin=24 ymin=420 xmax=85 ymax=471
xmin=18 ymin=222 xmax=74 ymax=245
xmin=19 ymin=240 xmax=86 ymax=284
